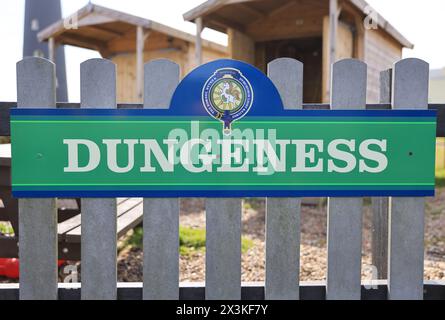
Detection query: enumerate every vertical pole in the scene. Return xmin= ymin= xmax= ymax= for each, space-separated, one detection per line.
xmin=206 ymin=199 xmax=242 ymax=300
xmin=80 ymin=59 xmax=117 ymax=300
xmin=326 ymin=59 xmax=367 ymax=300
xmin=23 ymin=0 xmax=68 ymax=102
xmin=143 ymin=59 xmax=180 ymax=300
xmin=195 ymin=17 xmax=203 ymax=67
xmin=388 ymin=58 xmax=428 ymax=300
xmin=371 ymin=69 xmax=392 ymax=279
xmin=136 ymin=26 xmax=145 ymax=102
xmin=17 ymin=57 xmax=58 ymax=300
xmin=48 ymin=38 xmax=58 ymax=94
xmin=265 ymin=58 xmax=303 ymax=300
xmin=329 ymin=0 xmax=338 ymax=74
xmin=48 ymin=37 xmax=55 ymax=62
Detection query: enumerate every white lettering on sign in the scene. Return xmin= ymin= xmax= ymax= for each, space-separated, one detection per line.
xmin=328 ymin=139 xmax=357 ymax=173
xmin=292 ymin=140 xmax=324 ymax=172
xmin=359 ymin=139 xmax=388 ymax=173
xmin=63 ymin=139 xmax=100 ymax=172
xmin=140 ymin=139 xmax=177 ymax=172
xmin=103 ymin=139 xmax=138 ymax=173
xmin=62 ymin=131 xmax=388 ymax=175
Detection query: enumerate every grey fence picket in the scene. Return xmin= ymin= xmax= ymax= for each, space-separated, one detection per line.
xmin=206 ymin=199 xmax=242 ymax=300
xmin=326 ymin=59 xmax=366 ymax=300
xmin=371 ymin=69 xmax=392 ymax=279
xmin=388 ymin=58 xmax=429 ymax=300
xmin=265 ymin=58 xmax=302 ymax=300
xmin=10 ymin=55 xmax=438 ymax=301
xmin=80 ymin=59 xmax=117 ymax=300
xmin=17 ymin=57 xmax=58 ymax=300
xmin=143 ymin=59 xmax=180 ymax=300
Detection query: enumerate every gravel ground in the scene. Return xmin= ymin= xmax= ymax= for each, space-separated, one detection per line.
xmin=1 ymin=190 xmax=443 ymax=283
xmin=116 ymin=188 xmax=445 ymax=283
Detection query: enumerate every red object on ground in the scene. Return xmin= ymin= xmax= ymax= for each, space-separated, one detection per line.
xmin=0 ymin=258 xmax=66 ymax=279
xmin=0 ymin=258 xmax=19 ymax=278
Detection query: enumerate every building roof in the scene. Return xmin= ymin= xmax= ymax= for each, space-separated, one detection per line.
xmin=430 ymin=68 xmax=445 ymax=80
xmin=38 ymin=3 xmax=227 ymax=57
xmin=183 ymin=0 xmax=413 ymax=49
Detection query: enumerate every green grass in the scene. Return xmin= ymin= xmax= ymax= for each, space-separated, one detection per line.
xmin=436 ymin=168 xmax=445 ymax=188
xmin=435 ymin=138 xmax=444 ymax=187
xmin=0 ymin=223 xmax=14 ymax=235
xmin=124 ymin=226 xmax=254 ymax=256
xmin=436 ymin=138 xmax=444 ymax=167
xmin=124 ymin=226 xmax=143 ymax=249
xmin=243 ymin=198 xmax=264 ymax=211
xmin=179 ymin=227 xmax=206 ymax=255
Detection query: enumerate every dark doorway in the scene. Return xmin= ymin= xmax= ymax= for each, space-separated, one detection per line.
xmin=260 ymin=37 xmax=323 ymax=103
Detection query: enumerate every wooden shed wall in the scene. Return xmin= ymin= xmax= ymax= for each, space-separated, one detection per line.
xmin=220 ymin=1 xmax=404 ymax=104
xmin=430 ymin=74 xmax=445 ymax=103
xmin=183 ymin=44 xmax=228 ymax=77
xmin=112 ymin=45 xmax=227 ymax=103
xmin=364 ymin=29 xmax=403 ymax=103
xmin=336 ymin=21 xmax=355 ymax=60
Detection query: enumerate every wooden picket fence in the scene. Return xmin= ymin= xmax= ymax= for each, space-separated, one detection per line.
xmin=2 ymin=56 xmax=444 ymax=300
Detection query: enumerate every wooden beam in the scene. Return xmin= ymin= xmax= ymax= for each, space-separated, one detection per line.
xmin=183 ymin=0 xmax=227 ymax=22
xmin=37 ymin=3 xmax=95 ymax=42
xmin=245 ymin=16 xmax=323 ymax=42
xmin=249 ymin=0 xmax=296 ymax=26
xmin=210 ymin=14 xmax=245 ymax=32
xmin=268 ymin=0 xmax=297 ymax=18
xmin=228 ymin=28 xmax=255 ymax=64
xmin=329 ymin=0 xmax=338 ymax=67
xmin=136 ymin=26 xmax=145 ymax=102
xmin=195 ymin=17 xmax=203 ymax=66
xmin=321 ymin=0 xmax=338 ymax=102
xmin=87 ymin=25 xmax=126 ymax=38
xmin=61 ymin=33 xmax=108 ymax=52
xmin=322 ymin=16 xmax=330 ymax=102
xmin=48 ymin=37 xmax=56 ymax=62
xmin=237 ymin=3 xmax=265 ymax=19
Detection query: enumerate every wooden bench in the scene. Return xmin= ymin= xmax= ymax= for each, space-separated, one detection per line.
xmin=57 ymin=198 xmax=143 ymax=259
xmin=0 ymin=144 xmax=143 ymax=260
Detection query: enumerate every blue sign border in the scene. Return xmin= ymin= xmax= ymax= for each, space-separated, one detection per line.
xmin=10 ymin=59 xmax=438 ymax=198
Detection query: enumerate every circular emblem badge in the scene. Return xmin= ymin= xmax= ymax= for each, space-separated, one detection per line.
xmin=202 ymin=68 xmax=253 ymax=135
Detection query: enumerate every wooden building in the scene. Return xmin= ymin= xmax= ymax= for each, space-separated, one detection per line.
xmin=430 ymin=68 xmax=445 ymax=103
xmin=38 ymin=4 xmax=228 ymax=103
xmin=184 ymin=0 xmax=414 ymax=103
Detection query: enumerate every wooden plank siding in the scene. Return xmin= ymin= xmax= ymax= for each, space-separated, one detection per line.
xmin=364 ymin=28 xmax=403 ymax=103
xmin=113 ymin=41 xmax=227 ymax=103
xmin=201 ymin=1 xmax=406 ymax=105
xmin=228 ymin=28 xmax=255 ymax=65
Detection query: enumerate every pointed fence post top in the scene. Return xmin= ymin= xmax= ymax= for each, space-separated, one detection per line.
xmin=17 ymin=57 xmax=56 ymax=108
xmin=80 ymin=58 xmax=116 ymax=82
xmin=268 ymin=57 xmax=303 ymax=110
xmin=80 ymin=57 xmax=115 ymax=68
xmin=80 ymin=58 xmax=116 ymax=108
xmin=268 ymin=57 xmax=303 ymax=69
xmin=17 ymin=56 xmax=55 ymax=71
xmin=392 ymin=58 xmax=429 ymax=109
xmin=144 ymin=59 xmax=180 ymax=109
xmin=331 ymin=58 xmax=367 ymax=109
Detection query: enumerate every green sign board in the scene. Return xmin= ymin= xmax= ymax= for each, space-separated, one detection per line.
xmin=10 ymin=60 xmax=437 ymax=198
xmin=10 ymin=111 xmax=437 ymax=198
